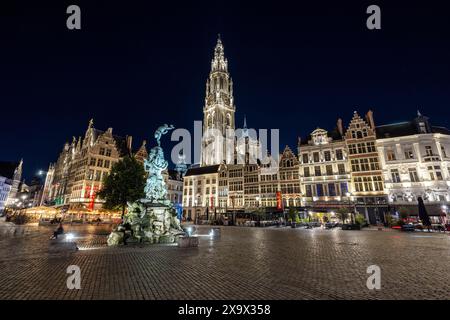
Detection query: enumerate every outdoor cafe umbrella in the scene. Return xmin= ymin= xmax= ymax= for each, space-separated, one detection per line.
xmin=417 ymin=196 xmax=432 ymax=228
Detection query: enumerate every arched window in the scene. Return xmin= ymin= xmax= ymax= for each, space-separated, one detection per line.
xmin=226 ymin=114 xmax=231 ymax=127
xmin=356 ymin=131 xmax=363 ymax=139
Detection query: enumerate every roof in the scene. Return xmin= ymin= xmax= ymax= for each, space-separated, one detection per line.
xmin=299 ymin=127 xmax=344 ymax=146
xmin=0 ymin=161 xmax=18 ymax=180
xmin=91 ymin=128 xmax=130 ymax=156
xmin=376 ymin=122 xmax=450 ymax=139
xmin=184 ymin=165 xmax=220 ymax=177
xmin=376 ymin=122 xmax=417 ymax=139
xmin=167 ymin=169 xmax=181 ymax=181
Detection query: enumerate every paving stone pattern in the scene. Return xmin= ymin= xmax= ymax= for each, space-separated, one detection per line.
xmin=0 ymin=224 xmax=449 ymax=300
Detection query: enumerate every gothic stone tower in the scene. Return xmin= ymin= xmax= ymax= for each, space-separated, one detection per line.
xmin=201 ymin=36 xmax=236 ymax=166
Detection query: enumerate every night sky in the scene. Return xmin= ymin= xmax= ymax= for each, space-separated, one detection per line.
xmin=1 ymin=1 xmax=450 ymax=181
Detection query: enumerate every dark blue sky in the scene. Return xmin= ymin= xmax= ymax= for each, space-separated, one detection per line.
xmin=1 ymin=0 xmax=450 ymax=181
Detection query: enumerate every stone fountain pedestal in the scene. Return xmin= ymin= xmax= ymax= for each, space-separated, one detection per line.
xmin=107 ymin=200 xmax=185 ymax=246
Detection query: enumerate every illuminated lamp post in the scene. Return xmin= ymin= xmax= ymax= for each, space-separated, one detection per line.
xmin=346 ymin=192 xmax=354 ymax=224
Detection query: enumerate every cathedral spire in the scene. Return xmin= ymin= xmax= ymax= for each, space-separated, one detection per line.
xmin=202 ymin=36 xmax=236 ymax=166
xmin=211 ymin=35 xmax=228 ymax=72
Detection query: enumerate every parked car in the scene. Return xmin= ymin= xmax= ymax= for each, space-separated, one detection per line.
xmin=325 ymin=222 xmax=338 ymax=229
xmin=401 ymin=224 xmax=415 ymax=232
xmin=432 ymin=223 xmax=446 ymax=232
xmin=342 ymin=223 xmax=361 ymax=230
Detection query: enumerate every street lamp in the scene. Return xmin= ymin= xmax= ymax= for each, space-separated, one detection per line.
xmin=194 ymin=198 xmax=199 ymax=224
xmin=441 ymin=205 xmax=448 ymax=225
xmin=345 ymin=192 xmax=354 ymax=224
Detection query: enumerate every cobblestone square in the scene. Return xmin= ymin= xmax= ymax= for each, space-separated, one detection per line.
xmin=1 ymin=225 xmax=450 ymax=300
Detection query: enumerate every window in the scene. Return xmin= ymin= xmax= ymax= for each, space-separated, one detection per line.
xmin=386 ymin=148 xmax=396 ymax=161
xmin=104 ymin=160 xmax=110 ymax=168
xmin=302 ymin=154 xmax=309 ymax=163
xmin=304 ymin=167 xmax=310 ymax=177
xmin=435 ymin=166 xmax=443 ymax=180
xmin=373 ymin=176 xmax=383 ymax=191
xmin=363 ymin=177 xmax=373 ymax=191
xmin=409 ymin=168 xmax=419 ymax=182
xmin=338 ymin=163 xmax=346 ymax=175
xmin=425 ymin=146 xmax=433 ymax=156
xmin=97 ymin=159 xmax=103 ymax=167
xmin=369 ymin=158 xmax=380 ymax=170
xmin=314 ymin=166 xmax=321 ymax=176
xmin=427 ymin=166 xmax=442 ymax=181
xmin=419 ymin=122 xmax=427 ymax=133
xmin=106 ymin=149 xmax=112 ymax=157
xmin=441 ymin=145 xmax=447 ymax=158
xmin=366 ymin=142 xmax=376 ymax=153
xmin=391 ymin=169 xmax=401 ymax=183
xmin=357 ymin=143 xmax=367 ymax=154
xmin=404 ymin=146 xmax=414 ymax=159
xmin=328 ymin=184 xmax=336 ymax=196
xmin=340 ymin=182 xmax=348 ymax=195
xmin=349 ymin=144 xmax=357 ymax=155
xmin=90 ymin=158 xmax=96 ymax=166
xmin=360 ymin=159 xmax=370 ymax=171
xmin=354 ymin=177 xmax=363 ymax=192
xmin=335 ymin=149 xmax=343 ymax=160
xmin=313 ymin=152 xmax=320 ymax=162
xmin=326 ymin=165 xmax=333 ymax=176
xmin=95 ymin=171 xmax=102 ymax=181
xmin=316 ymin=184 xmax=324 ymax=197
xmin=305 ymin=185 xmax=312 ymax=197
xmin=99 ymin=148 xmax=105 ymax=156
xmin=324 ymin=151 xmax=331 ymax=161
xmin=351 ymin=159 xmax=360 ymax=172
xmin=428 ymin=166 xmax=435 ymax=180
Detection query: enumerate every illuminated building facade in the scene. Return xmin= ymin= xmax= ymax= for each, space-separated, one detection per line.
xmin=345 ymin=111 xmax=387 ymax=223
xmin=43 ymin=120 xmax=136 ymax=209
xmin=0 ymin=160 xmax=22 ymax=213
xmin=376 ymin=111 xmax=450 ymax=217
xmin=298 ymin=123 xmax=351 ymax=213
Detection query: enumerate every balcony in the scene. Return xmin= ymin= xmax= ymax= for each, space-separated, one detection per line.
xmin=422 ymin=154 xmax=441 ymax=162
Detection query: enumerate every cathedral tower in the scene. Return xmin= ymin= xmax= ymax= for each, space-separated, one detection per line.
xmin=201 ymin=36 xmax=236 ymax=166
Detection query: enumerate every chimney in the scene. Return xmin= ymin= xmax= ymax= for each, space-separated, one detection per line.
xmin=336 ymin=118 xmax=344 ymax=136
xmin=126 ymin=135 xmax=133 ymax=153
xmin=365 ymin=110 xmax=375 ymax=129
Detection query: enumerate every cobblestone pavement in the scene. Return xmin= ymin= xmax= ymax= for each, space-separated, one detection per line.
xmin=1 ymin=224 xmax=450 ymax=300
